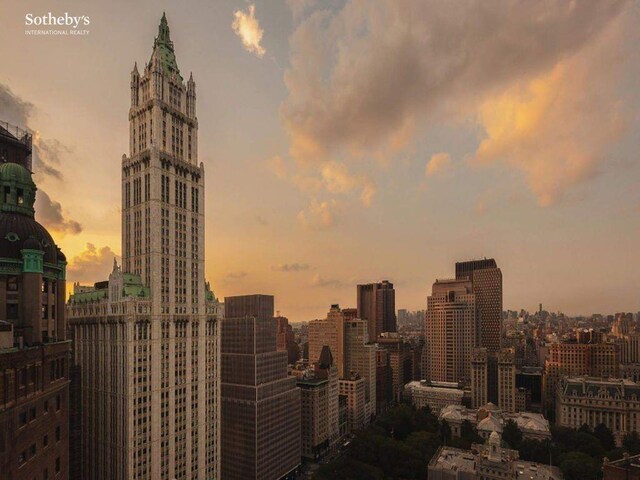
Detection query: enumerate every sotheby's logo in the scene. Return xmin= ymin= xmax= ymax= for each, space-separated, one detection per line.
xmin=25 ymin=12 xmax=91 ymax=36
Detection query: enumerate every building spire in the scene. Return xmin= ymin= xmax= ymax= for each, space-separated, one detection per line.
xmin=150 ymin=11 xmax=180 ymax=77
xmin=156 ymin=12 xmax=171 ymax=47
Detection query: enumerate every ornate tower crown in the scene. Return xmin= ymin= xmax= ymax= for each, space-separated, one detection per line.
xmin=150 ymin=12 xmax=180 ymax=78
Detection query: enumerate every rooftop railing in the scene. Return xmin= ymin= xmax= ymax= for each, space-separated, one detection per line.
xmin=0 ymin=120 xmax=32 ymax=148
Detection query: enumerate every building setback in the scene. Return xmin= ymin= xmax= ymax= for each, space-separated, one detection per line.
xmin=0 ymin=122 xmax=71 ymax=479
xmin=221 ymin=295 xmax=301 ymax=480
xmin=66 ymin=14 xmax=221 ymax=479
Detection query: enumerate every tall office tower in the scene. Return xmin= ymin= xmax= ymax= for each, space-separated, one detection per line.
xmin=455 ymin=259 xmax=502 ymax=352
xmin=423 ymin=279 xmax=476 ymax=384
xmin=308 ymin=305 xmax=343 ymax=375
xmin=377 ymin=333 xmax=413 ymax=403
xmin=612 ymin=313 xmax=633 ymax=337
xmin=67 ymin=15 xmax=222 ymax=479
xmin=471 ymin=348 xmax=488 ymax=408
xmin=339 ymin=373 xmax=367 ymax=431
xmin=0 ymin=123 xmax=70 ymax=479
xmin=619 ymin=333 xmax=640 ymax=364
xmin=455 ymin=259 xmax=502 ymax=403
xmin=297 ymin=346 xmax=340 ymax=460
xmin=343 ymin=317 xmax=377 ymax=422
xmin=276 ymin=315 xmax=289 ymax=351
xmin=221 ymin=295 xmax=301 ymax=480
xmin=225 ymin=294 xmax=274 ymax=319
xmin=375 ymin=348 xmax=393 ymax=412
xmin=497 ymin=348 xmax=516 ymax=413
xmin=314 ymin=346 xmax=340 ymax=448
xmin=357 ymin=280 xmax=396 ymax=339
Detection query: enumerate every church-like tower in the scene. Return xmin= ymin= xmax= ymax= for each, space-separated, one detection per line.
xmin=68 ymin=14 xmax=220 ymax=480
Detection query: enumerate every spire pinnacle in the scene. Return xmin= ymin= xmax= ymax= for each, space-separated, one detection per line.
xmin=157 ymin=12 xmax=171 ymax=46
xmin=150 ymin=11 xmax=180 ymax=78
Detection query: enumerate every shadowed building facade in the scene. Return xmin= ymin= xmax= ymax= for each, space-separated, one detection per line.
xmin=0 ymin=122 xmax=70 ymax=480
xmin=456 ymin=259 xmax=503 ymax=403
xmin=66 ymin=15 xmax=222 ymax=479
xmin=357 ymin=281 xmax=396 ymax=340
xmin=221 ymin=295 xmax=301 ymax=480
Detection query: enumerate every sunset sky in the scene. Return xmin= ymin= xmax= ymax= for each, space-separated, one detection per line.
xmin=1 ymin=0 xmax=639 ymax=322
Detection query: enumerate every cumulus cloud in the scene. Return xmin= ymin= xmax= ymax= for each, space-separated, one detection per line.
xmin=0 ymin=83 xmax=32 ymax=127
xmin=1 ymin=83 xmax=82 ymax=230
xmin=232 ymin=4 xmax=266 ymax=58
xmin=425 ymin=153 xmax=452 ymax=178
xmin=272 ymin=263 xmax=310 ymax=272
xmin=310 ymin=273 xmax=344 ymax=288
xmin=282 ymin=0 xmax=630 ymax=204
xmin=67 ymin=243 xmax=118 ymax=282
xmin=297 ymin=199 xmax=338 ymax=230
xmin=35 ymin=190 xmax=82 ymax=235
xmin=269 ymin=155 xmax=374 ymax=207
xmin=0 ymin=83 xmax=67 ymax=181
xmin=471 ymin=26 xmax=629 ymax=206
xmin=32 ymin=135 xmax=68 ymax=180
xmin=321 ymin=161 xmax=375 ymax=207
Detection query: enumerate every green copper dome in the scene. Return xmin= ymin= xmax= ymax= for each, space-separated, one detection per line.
xmin=0 ymin=161 xmax=36 ymax=216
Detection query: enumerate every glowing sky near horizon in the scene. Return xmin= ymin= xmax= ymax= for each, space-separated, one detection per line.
xmin=1 ymin=0 xmax=639 ymax=321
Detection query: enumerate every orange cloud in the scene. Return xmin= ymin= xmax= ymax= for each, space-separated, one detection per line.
xmin=425 ymin=153 xmax=452 ymax=178
xmin=472 ymin=20 xmax=629 ymax=206
xmin=232 ymin=4 xmax=266 ymax=58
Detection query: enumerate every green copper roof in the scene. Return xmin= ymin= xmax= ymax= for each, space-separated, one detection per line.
xmin=0 ymin=162 xmax=36 ymax=216
xmin=151 ymin=12 xmax=181 ymax=79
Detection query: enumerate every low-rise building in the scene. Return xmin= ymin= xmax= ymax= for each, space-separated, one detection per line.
xmin=557 ymin=377 xmax=640 ymax=443
xmin=428 ymin=432 xmax=562 ymax=480
xmin=439 ymin=403 xmax=551 ymax=441
xmin=603 ymin=453 xmax=640 ymax=480
xmin=404 ymin=380 xmax=465 ymax=414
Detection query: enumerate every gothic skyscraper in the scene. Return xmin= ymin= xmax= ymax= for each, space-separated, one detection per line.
xmin=68 ymin=14 xmax=221 ymax=479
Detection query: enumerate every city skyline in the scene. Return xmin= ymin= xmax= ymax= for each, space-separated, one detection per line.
xmin=1 ymin=0 xmax=639 ymax=322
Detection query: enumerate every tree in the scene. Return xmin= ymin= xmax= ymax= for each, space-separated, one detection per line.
xmin=440 ymin=419 xmax=452 ymax=444
xmin=572 ymin=431 xmax=604 ymax=458
xmin=594 ymin=423 xmax=616 ymax=451
xmin=502 ymin=419 xmax=523 ymax=450
xmin=405 ymin=431 xmax=440 ymax=460
xmin=624 ymin=431 xmax=640 ymax=455
xmin=560 ymin=452 xmax=600 ymax=480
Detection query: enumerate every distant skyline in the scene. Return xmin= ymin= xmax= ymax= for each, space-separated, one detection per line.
xmin=1 ymin=0 xmax=639 ymax=321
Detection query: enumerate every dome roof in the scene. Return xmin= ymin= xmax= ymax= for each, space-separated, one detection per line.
xmin=0 ymin=161 xmax=35 ymax=186
xmin=22 ymin=236 xmax=42 ymax=250
xmin=477 ymin=414 xmax=503 ymax=432
xmin=0 ymin=213 xmax=59 ymax=263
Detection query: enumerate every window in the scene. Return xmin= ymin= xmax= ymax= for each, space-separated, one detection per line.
xmin=7 ymin=277 xmax=19 ymax=292
xmin=55 ymin=426 xmax=61 ymax=442
xmin=30 ymin=407 xmax=36 ymax=420
xmin=16 ymin=188 xmax=24 ymax=205
xmin=43 ymin=434 xmax=48 ymax=447
xmin=55 ymin=457 xmax=60 ymax=473
xmin=43 ymin=468 xmax=48 ymax=480
xmin=19 ymin=411 xmax=27 ymax=426
xmin=44 ymin=400 xmax=49 ymax=413
xmin=29 ymin=443 xmax=36 ymax=456
xmin=56 ymin=395 xmax=61 ymax=411
xmin=18 ymin=451 xmax=26 ymax=464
